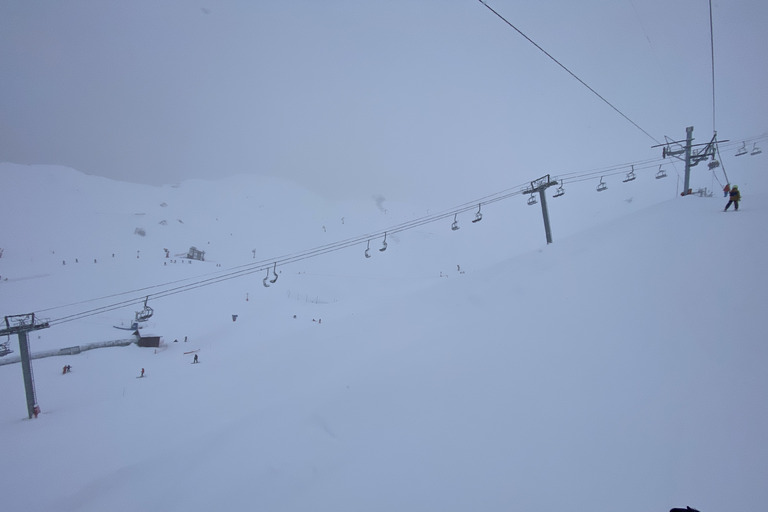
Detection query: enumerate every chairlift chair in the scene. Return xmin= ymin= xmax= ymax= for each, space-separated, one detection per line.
xmin=0 ymin=339 xmax=13 ymax=357
xmin=622 ymin=166 xmax=636 ymax=183
xmin=135 ymin=296 xmax=154 ymax=322
xmin=751 ymin=143 xmax=762 ymax=156
xmin=262 ymin=267 xmax=271 ymax=287
xmin=596 ymin=177 xmax=607 ymax=192
xmin=472 ymin=204 xmax=483 ymax=223
xmin=527 ymin=193 xmax=538 ymax=205
xmin=553 ymin=181 xmax=565 ymax=198
xmin=735 ymin=142 xmax=748 ymax=156
xmin=365 ymin=240 xmax=371 ymax=258
xmin=269 ymin=262 xmax=278 ymax=284
xmin=379 ymin=232 xmax=388 ymax=252
xmin=708 ymin=159 xmax=720 ymax=170
xmin=451 ymin=213 xmax=460 ymax=231
xmin=655 ymin=165 xmax=667 ymax=179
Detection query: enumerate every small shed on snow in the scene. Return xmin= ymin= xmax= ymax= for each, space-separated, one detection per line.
xmin=137 ymin=335 xmax=161 ymax=348
xmin=186 ymin=246 xmax=205 ymax=261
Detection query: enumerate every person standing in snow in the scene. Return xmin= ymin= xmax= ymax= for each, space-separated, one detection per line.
xmin=724 ymin=184 xmax=741 ymax=211
xmin=193 ymin=354 xmax=198 ymax=364
xmin=140 ymin=368 xmax=145 ymax=377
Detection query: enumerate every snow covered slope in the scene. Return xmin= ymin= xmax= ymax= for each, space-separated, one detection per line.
xmin=1 ymin=161 xmax=766 ymax=512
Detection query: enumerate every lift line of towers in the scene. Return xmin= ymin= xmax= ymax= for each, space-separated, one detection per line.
xmin=518 ymin=126 xmax=760 ymax=246
xmin=3 ymin=126 xmax=763 ymax=420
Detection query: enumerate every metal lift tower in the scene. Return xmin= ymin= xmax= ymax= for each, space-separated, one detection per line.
xmin=1 ymin=314 xmax=50 ymax=419
xmin=657 ymin=126 xmax=721 ymax=195
xmin=523 ymin=174 xmax=559 ymax=244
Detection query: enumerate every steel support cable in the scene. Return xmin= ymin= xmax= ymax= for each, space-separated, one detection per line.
xmin=34 ymin=268 xmax=262 ymax=315
xmin=41 ymin=207 xmax=488 ymax=316
xmin=40 ymin=253 xmax=291 ymax=316
xmin=47 ymin=215 xmax=456 ymax=325
xmin=48 ymin=265 xmax=275 ymax=326
xmin=554 ymin=132 xmax=768 ymax=184
xmin=46 ymin=191 xmax=527 ymax=325
xmin=560 ymin=160 xmax=682 ymax=184
xmin=45 ymin=185 xmax=606 ymax=325
xmin=44 ymin=128 xmax=768 ymax=319
xmin=555 ymin=160 xmax=669 ymax=184
xmin=475 ymin=0 xmax=662 ymax=145
xmin=42 ymin=175 xmax=630 ymax=325
xmin=552 ymin=158 xmax=669 ymax=183
xmin=44 ymin=150 xmax=695 ymax=325
xmin=709 ymin=0 xmax=717 ymax=134
xmin=44 ymin=128 xmax=768 ymax=326
xmin=715 ymin=143 xmax=729 ymax=185
xmin=45 ymin=184 xmax=525 ymax=314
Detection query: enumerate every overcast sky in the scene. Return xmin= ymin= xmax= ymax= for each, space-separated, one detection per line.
xmin=1 ymin=0 xmax=766 ymax=202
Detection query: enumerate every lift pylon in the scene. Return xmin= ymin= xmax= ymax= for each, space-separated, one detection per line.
xmin=658 ymin=127 xmax=725 ymax=195
xmin=1 ymin=314 xmax=50 ymax=419
xmin=522 ymin=174 xmax=558 ymax=244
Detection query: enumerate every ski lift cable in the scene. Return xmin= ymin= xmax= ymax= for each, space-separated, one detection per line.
xmin=710 ymin=167 xmax=724 ymax=189
xmin=709 ymin=0 xmax=717 ymax=134
xmin=550 ymin=133 xmax=766 ymax=186
xmin=45 ymin=187 xmax=576 ymax=324
xmin=564 ymin=166 xmax=647 ymax=185
xmin=475 ymin=0 xmax=662 ymax=146
xmin=46 ymin=194 xmax=528 ymax=326
xmin=43 ymin=155 xmax=670 ymax=325
xmin=44 ymin=132 xmax=768 ymax=327
xmin=42 ymin=146 xmax=700 ymax=325
xmin=49 ymin=188 xmax=560 ymax=325
xmin=550 ymin=156 xmax=682 ymax=187
xmin=560 ymin=161 xmax=668 ymax=184
xmin=33 ymin=265 xmax=254 ymax=314
xmin=48 ymin=262 xmax=285 ymax=326
xmin=47 ymin=261 xmax=285 ymax=325
xmin=35 ymin=246 xmax=309 ymax=315
xmin=43 ymin=130 xmax=768 ymax=318
xmin=553 ymin=155 xmax=666 ymax=180
xmin=715 ymin=141 xmax=729 ymax=185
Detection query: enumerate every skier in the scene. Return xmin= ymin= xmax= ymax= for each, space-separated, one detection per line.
xmin=193 ymin=354 xmax=198 ymax=364
xmin=140 ymin=368 xmax=145 ymax=377
xmin=724 ymin=184 xmax=741 ymax=211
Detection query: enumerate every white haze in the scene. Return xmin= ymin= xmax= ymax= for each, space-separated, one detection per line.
xmin=2 ymin=1 xmax=767 ymax=202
